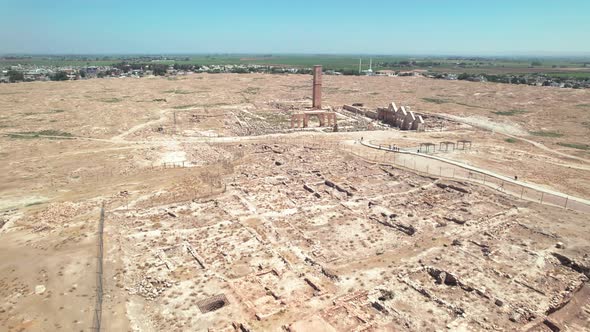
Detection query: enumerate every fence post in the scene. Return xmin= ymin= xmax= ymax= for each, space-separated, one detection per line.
xmin=92 ymin=203 xmax=105 ymax=332
xmin=540 ymin=192 xmax=544 ymax=204
xmin=564 ymin=196 xmax=569 ymax=209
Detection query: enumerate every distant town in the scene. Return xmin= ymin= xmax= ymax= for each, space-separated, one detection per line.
xmin=2 ymin=55 xmax=590 ymax=89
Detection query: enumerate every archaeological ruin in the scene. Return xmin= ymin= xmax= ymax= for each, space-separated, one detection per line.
xmin=290 ymin=111 xmax=337 ymax=128
xmin=1 ymin=64 xmax=589 ymax=332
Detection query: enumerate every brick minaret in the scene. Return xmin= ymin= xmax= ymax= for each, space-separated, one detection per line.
xmin=312 ymin=65 xmax=322 ymax=109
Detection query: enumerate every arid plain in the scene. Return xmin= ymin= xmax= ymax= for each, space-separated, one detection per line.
xmin=1 ymin=73 xmax=589 ymax=331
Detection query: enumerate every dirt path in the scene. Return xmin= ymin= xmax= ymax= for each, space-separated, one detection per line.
xmin=504 ymin=133 xmax=590 ymax=164
xmin=437 ymin=113 xmax=590 ymax=164
xmin=5 ymin=118 xmax=588 ymax=209
xmin=111 ymin=108 xmax=171 ymax=141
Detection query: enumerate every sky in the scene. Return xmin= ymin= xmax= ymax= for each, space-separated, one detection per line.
xmin=1 ymin=0 xmax=589 ymax=56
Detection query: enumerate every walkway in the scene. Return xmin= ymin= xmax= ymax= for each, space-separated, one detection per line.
xmin=359 ymin=140 xmax=590 ymax=213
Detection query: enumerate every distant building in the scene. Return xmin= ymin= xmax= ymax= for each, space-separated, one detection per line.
xmin=131 ymin=69 xmax=143 ymax=77
xmin=86 ymin=66 xmax=98 ymax=77
xmin=362 ymin=58 xmax=375 ymax=76
xmin=467 ymin=75 xmax=487 ymax=83
xmin=375 ymin=70 xmax=396 ymax=77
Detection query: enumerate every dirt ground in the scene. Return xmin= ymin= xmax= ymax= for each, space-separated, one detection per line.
xmin=0 ymin=74 xmax=589 ymax=331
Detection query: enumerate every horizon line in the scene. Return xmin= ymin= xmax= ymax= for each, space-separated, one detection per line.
xmin=2 ymin=52 xmax=590 ymax=59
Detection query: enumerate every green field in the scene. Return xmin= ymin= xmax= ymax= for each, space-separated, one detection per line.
xmin=0 ymin=58 xmax=116 ymax=67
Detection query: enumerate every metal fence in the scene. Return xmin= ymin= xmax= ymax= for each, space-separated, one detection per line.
xmin=91 ymin=204 xmax=105 ymax=331
xmin=343 ymin=142 xmax=590 ymax=214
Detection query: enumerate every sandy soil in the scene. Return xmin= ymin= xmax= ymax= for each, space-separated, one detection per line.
xmin=0 ymin=74 xmax=588 ymax=331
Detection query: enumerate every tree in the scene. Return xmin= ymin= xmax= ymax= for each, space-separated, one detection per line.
xmin=50 ymin=71 xmax=69 ymax=81
xmin=458 ymin=73 xmax=470 ymax=80
xmin=7 ymin=70 xmax=24 ymax=82
xmin=151 ymin=64 xmax=168 ymax=76
xmin=230 ymin=67 xmax=248 ymax=74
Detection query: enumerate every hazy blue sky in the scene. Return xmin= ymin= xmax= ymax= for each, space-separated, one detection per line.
xmin=1 ymin=0 xmax=589 ymax=55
